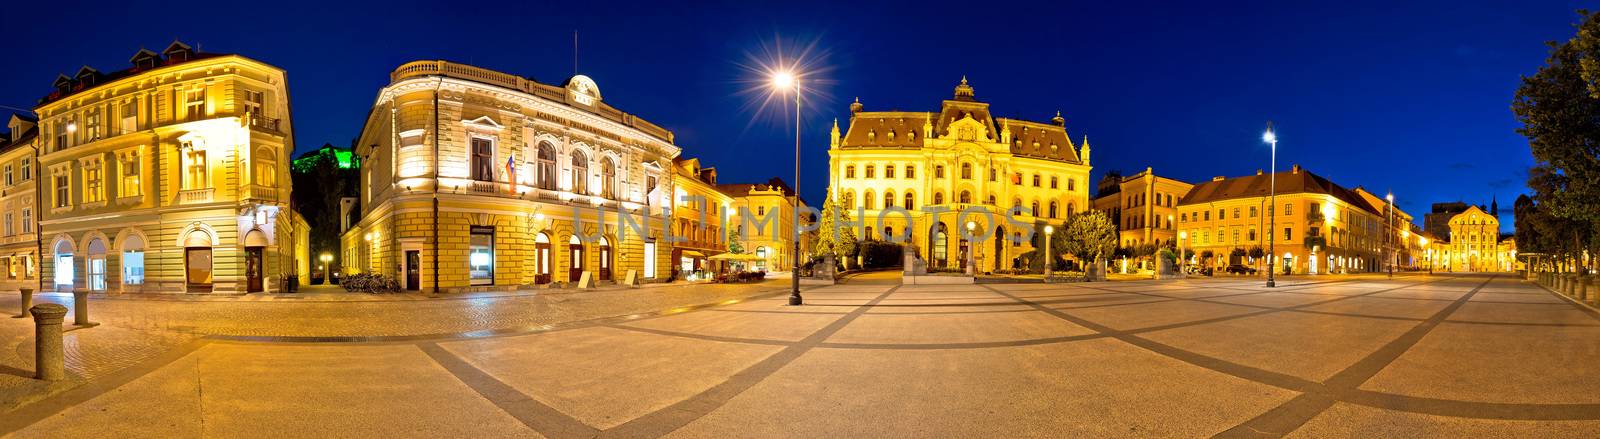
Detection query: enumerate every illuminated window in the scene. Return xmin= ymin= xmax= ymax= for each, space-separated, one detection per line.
xmin=469 ymin=226 xmax=494 ymax=285
xmin=570 ymin=150 xmax=588 ymax=194
xmin=120 ymin=154 xmax=141 ymax=197
xmin=242 ymin=90 xmax=264 ymax=120
xmin=120 ymin=99 xmax=138 ymax=133
xmin=183 ymin=149 xmax=208 ymax=189
xmin=184 ymin=87 xmax=206 ymax=121
xmin=54 ymin=175 xmax=69 ymax=208
xmin=536 ymin=143 xmax=557 ymax=190
xmin=253 ymin=148 xmax=276 ymax=187
xmin=600 ymin=157 xmax=616 ymax=198
xmin=471 ymin=138 xmax=494 ymax=182
xmin=864 ymin=191 xmax=876 ymax=209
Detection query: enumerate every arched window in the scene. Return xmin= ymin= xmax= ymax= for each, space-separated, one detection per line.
xmin=904 ymin=192 xmax=915 ymax=210
xmin=961 ymin=163 xmax=972 ymax=179
xmin=987 ymin=195 xmax=996 ymax=205
xmin=600 ymin=156 xmax=617 ymax=198
xmin=1067 ymin=202 xmax=1075 ymax=216
xmin=570 ymin=150 xmax=588 ymax=194
xmin=842 ymin=191 xmax=855 ymax=209
xmin=933 ymin=192 xmax=944 ymax=205
xmin=252 ymin=147 xmax=276 ymax=187
xmin=536 ymin=142 xmax=557 ymax=190
xmin=863 ymin=190 xmax=876 ymax=210
xmin=958 ymin=190 xmax=971 ymax=204
xmin=845 ymin=165 xmax=855 ymax=178
xmin=1031 ymin=201 xmax=1040 ymax=216
xmin=883 ymin=191 xmax=894 ymax=209
xmin=935 ymin=165 xmax=945 ymax=178
xmin=1049 ymin=201 xmax=1059 ymax=218
xmin=121 ymin=233 xmax=145 ymax=286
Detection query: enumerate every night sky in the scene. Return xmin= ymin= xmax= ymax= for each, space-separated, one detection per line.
xmin=1 ymin=0 xmax=1585 ymax=226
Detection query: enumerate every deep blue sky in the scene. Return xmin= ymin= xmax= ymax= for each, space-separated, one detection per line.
xmin=1 ymin=0 xmax=1585 ymax=226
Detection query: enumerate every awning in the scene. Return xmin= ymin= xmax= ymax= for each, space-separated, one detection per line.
xmin=681 ymin=250 xmax=706 ymax=258
xmin=708 ymin=253 xmax=766 ymax=262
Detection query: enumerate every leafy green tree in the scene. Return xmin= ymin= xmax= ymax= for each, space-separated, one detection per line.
xmin=1062 ymin=210 xmax=1118 ymax=269
xmin=727 ymin=227 xmax=744 ymax=254
xmin=1513 ymin=10 xmax=1600 ymax=272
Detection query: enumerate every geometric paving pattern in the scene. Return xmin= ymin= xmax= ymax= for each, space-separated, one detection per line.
xmin=4 ymin=273 xmax=1598 ymax=437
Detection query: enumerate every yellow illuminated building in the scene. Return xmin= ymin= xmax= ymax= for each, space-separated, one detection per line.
xmin=35 ymin=42 xmax=303 ymax=294
xmin=670 ymin=157 xmax=732 ymax=276
xmin=0 ymin=115 xmax=41 ymax=291
xmin=342 ymin=60 xmax=677 ymax=292
xmin=718 ymin=178 xmax=809 ymax=272
xmin=1437 ymin=205 xmax=1502 ymax=272
xmin=1092 ymin=167 xmax=1193 ymax=249
xmin=826 ymin=78 xmax=1092 ymax=272
xmin=1177 ymin=165 xmax=1399 ymax=274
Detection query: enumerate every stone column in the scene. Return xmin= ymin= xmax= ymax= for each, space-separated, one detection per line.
xmin=30 ymin=303 xmax=68 ymax=381
xmin=13 ymin=287 xmax=32 ymax=318
xmin=71 ymin=290 xmax=95 ymax=327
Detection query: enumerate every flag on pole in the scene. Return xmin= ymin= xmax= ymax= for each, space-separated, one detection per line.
xmin=505 ymin=154 xmax=517 ymax=194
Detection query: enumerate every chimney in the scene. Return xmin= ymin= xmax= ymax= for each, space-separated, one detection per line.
xmin=1212 ymin=176 xmax=1226 ymax=182
xmin=1256 ymin=169 xmax=1263 ymax=175
xmin=1291 ymin=164 xmax=1302 ymax=174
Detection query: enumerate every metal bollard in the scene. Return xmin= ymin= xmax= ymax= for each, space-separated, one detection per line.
xmin=30 ymin=303 xmax=67 ymax=381
xmin=71 ymin=290 xmax=95 ymax=327
xmin=13 ymin=287 xmax=32 ymax=318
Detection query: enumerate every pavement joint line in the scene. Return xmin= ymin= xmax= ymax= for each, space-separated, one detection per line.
xmin=1215 ymin=275 xmax=1498 ymax=437
xmin=983 ymin=276 xmax=1600 ymax=426
xmin=419 ymin=342 xmax=599 ymax=439
xmin=597 ymin=285 xmax=902 ymax=438
xmin=602 ymin=324 xmax=802 ymax=347
xmin=1528 ymin=279 xmax=1600 ymax=322
xmin=0 ymin=338 xmax=214 ymax=436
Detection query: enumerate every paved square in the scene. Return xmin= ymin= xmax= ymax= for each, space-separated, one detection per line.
xmin=2 ymin=273 xmax=1597 ymax=437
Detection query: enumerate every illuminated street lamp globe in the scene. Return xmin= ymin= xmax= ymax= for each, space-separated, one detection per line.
xmin=1261 ymin=128 xmax=1276 ymax=144
xmin=771 ymin=71 xmax=795 ymax=90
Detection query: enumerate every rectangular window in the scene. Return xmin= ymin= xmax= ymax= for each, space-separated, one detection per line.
xmin=84 ymin=163 xmax=103 ymax=203
xmin=1249 ymin=206 xmax=1258 ymax=218
xmin=3 ymin=213 xmax=11 ymax=236
xmin=471 ymin=138 xmax=494 ymax=182
xmin=1284 ymin=228 xmax=1293 ymax=241
xmin=885 ymin=165 xmax=895 ymax=179
xmin=54 ymin=175 xmax=69 ymax=208
xmin=84 ymin=108 xmax=100 ymax=140
xmin=121 ymin=155 xmax=141 ymax=197
xmin=21 ymin=208 xmax=31 ymax=233
xmin=865 ymin=166 xmax=875 ymax=179
xmin=469 ymin=226 xmax=494 ymax=285
xmin=20 ymin=158 xmax=30 ymax=181
xmin=120 ymin=99 xmax=138 ymax=133
xmin=54 ymin=254 xmax=72 ymax=287
xmin=644 ymin=240 xmax=657 ymax=278
xmin=123 ymin=251 xmax=144 ymax=285
xmin=1050 ymin=176 xmax=1058 ymax=189
xmin=184 ymin=88 xmax=206 ymax=120
xmin=185 ymin=149 xmax=208 ymax=189
xmin=905 ymin=166 xmax=915 ymax=179
xmin=242 ymin=90 xmax=264 ymax=118
xmin=1286 ymin=204 xmax=1294 ymax=216
xmin=1067 ymin=178 xmax=1076 ymax=191
xmin=3 ymin=165 xmax=10 ymax=186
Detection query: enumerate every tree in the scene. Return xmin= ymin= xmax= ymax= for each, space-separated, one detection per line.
xmin=1512 ymin=10 xmax=1600 ymax=272
xmin=811 ymin=191 xmax=859 ymax=268
xmin=727 ymin=227 xmax=744 ymax=254
xmin=1061 ymin=210 xmax=1118 ymax=270
xmin=290 ymin=143 xmax=360 ymax=277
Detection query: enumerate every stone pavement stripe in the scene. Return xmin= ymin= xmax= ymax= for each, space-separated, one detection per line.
xmin=0 ymin=338 xmax=212 ymax=436
xmin=1335 ymin=387 xmax=1600 ymax=421
xmin=1215 ymin=276 xmax=1497 ymax=438
xmin=419 ymin=342 xmax=600 ymax=439
xmin=597 ymin=285 xmax=902 ymax=438
xmin=603 ymin=324 xmax=800 ymax=347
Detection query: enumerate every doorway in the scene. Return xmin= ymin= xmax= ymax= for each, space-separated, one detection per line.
xmin=568 ymin=235 xmax=584 ymax=282
xmin=405 ymin=250 xmax=420 ymax=291
xmin=598 ymin=236 xmax=612 ymax=281
xmin=245 ymin=247 xmax=264 ymax=293
xmin=186 ymin=247 xmax=213 ymax=293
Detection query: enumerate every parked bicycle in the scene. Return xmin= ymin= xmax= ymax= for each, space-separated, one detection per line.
xmin=340 ymin=272 xmax=401 ymax=294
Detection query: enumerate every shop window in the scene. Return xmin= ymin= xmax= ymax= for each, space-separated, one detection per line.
xmin=469 ymin=226 xmax=494 ymax=285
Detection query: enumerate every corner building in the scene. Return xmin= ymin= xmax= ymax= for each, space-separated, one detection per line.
xmin=36 ymin=42 xmax=300 ymax=294
xmin=343 ymin=61 xmax=677 ymax=292
xmin=827 ymin=78 xmax=1092 ymax=272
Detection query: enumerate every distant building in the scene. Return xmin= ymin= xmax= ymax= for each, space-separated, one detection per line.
xmin=35 ymin=42 xmax=301 ymax=294
xmin=1436 ymin=205 xmax=1502 ymax=272
xmin=826 ymin=78 xmax=1093 ymax=272
xmin=717 ymin=178 xmax=809 ymax=273
xmin=1424 ymin=201 xmax=1471 ymax=239
xmin=0 ymin=114 xmax=40 ymax=292
xmin=1091 ymin=167 xmax=1193 ymax=249
xmin=1177 ymin=165 xmax=1404 ymax=274
xmin=670 ymin=158 xmax=732 ymax=276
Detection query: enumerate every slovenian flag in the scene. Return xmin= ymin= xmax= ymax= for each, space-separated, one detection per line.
xmin=505 ymin=154 xmax=516 ymax=194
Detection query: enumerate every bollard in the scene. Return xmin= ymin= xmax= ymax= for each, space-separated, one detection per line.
xmin=71 ymin=290 xmax=95 ymax=327
xmin=30 ymin=303 xmax=67 ymax=381
xmin=1578 ymin=276 xmax=1589 ymax=302
xmin=13 ymin=287 xmax=32 ymax=318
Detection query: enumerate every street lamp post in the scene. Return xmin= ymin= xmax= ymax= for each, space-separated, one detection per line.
xmin=1043 ymin=225 xmax=1055 ymax=281
xmin=1386 ymin=192 xmax=1394 ymax=279
xmin=772 ymin=71 xmax=803 ymax=306
xmin=965 ymin=221 xmax=977 ymax=276
xmin=1263 ymin=122 xmax=1278 ymax=287
xmin=1178 ymin=230 xmax=1188 ymax=278
xmin=1167 ymin=214 xmax=1176 ymax=278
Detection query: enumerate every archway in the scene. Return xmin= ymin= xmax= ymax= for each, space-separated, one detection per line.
xmin=993 ymin=225 xmax=1006 ymax=272
xmin=121 ymin=233 xmax=146 ymax=288
xmin=183 ymin=229 xmax=214 ymax=293
xmin=86 ymin=238 xmax=107 ymax=291
xmin=534 ymin=232 xmax=552 ymax=284
xmin=929 ymin=222 xmax=949 ymax=268
xmin=243 ymin=229 xmax=268 ymax=293
xmin=52 ymin=239 xmax=75 ymax=289
xmin=568 ymin=235 xmax=584 ymax=282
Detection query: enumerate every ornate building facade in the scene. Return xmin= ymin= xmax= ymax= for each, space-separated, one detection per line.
xmin=826 ymin=78 xmax=1092 ymax=272
xmin=35 ymin=42 xmax=302 ymax=294
xmin=342 ymin=61 xmax=678 ymax=292
xmin=718 ymin=178 xmax=808 ymax=273
xmin=1436 ymin=205 xmax=1502 ymax=272
xmin=670 ymin=157 xmax=732 ymax=276
xmin=1177 ymin=166 xmax=1404 ymax=274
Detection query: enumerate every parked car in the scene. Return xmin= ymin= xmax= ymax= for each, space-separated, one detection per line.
xmin=1185 ymin=265 xmax=1214 ymax=276
xmin=1225 ymin=264 xmax=1257 ymax=275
